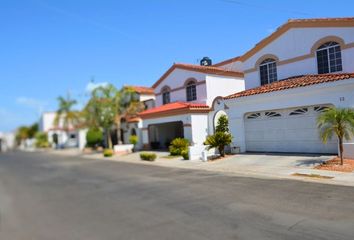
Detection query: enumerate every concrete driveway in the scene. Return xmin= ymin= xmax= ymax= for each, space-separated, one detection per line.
xmin=53 ymin=149 xmax=354 ymax=186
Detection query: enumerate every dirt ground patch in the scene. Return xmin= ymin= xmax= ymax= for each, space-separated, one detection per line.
xmin=314 ymin=157 xmax=354 ymax=172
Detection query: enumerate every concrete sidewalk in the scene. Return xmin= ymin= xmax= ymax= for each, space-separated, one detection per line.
xmin=42 ymin=149 xmax=354 ymax=187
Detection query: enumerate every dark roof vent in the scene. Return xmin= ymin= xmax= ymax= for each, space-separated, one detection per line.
xmin=200 ymin=57 xmax=212 ymax=66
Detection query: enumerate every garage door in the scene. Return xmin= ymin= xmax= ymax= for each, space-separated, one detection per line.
xmin=244 ymin=105 xmax=337 ymax=154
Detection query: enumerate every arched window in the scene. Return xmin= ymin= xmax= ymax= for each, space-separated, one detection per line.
xmin=316 ymin=41 xmax=342 ymax=74
xmin=161 ymin=86 xmax=170 ymax=105
xmin=186 ymin=81 xmax=197 ymax=101
xmin=259 ymin=58 xmax=277 ymax=86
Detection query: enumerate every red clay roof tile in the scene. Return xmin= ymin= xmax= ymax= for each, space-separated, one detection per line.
xmin=152 ymin=63 xmax=243 ymax=89
xmin=224 ymin=73 xmax=354 ymax=100
xmin=139 ymin=102 xmax=210 ymax=118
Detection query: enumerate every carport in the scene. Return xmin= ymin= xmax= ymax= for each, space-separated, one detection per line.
xmin=148 ymin=121 xmax=184 ymax=149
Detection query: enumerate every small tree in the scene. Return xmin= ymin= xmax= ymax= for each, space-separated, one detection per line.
xmin=86 ymin=128 xmax=103 ymax=148
xmin=205 ymin=132 xmax=232 ymax=157
xmin=215 ymin=115 xmax=229 ymax=133
xmin=317 ymin=107 xmax=354 ymax=165
xmin=129 ymin=135 xmax=139 ymax=152
xmin=205 ymin=114 xmax=232 ymax=157
xmin=84 ymin=84 xmax=118 ymax=149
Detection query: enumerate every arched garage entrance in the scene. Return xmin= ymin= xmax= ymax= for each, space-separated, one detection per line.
xmin=244 ymin=105 xmax=337 ymax=154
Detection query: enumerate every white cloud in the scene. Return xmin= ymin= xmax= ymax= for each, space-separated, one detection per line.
xmin=85 ymin=82 xmax=109 ymax=93
xmin=16 ymin=97 xmax=47 ymax=114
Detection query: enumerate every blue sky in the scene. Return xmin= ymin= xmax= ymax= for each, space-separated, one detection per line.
xmin=0 ymin=0 xmax=353 ymax=132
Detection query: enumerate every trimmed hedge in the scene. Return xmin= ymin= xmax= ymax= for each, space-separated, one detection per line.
xmin=103 ymin=149 xmax=114 ymax=157
xmin=169 ymin=138 xmax=189 ymax=156
xmin=140 ymin=152 xmax=157 ymax=161
xmin=181 ymin=150 xmax=189 ymax=160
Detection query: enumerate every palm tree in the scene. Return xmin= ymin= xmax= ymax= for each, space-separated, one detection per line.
xmin=317 ymin=107 xmax=354 ymax=165
xmin=54 ymin=95 xmax=79 ymax=140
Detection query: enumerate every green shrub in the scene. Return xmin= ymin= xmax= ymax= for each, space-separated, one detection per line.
xmin=35 ymin=132 xmax=50 ymax=148
xmin=181 ymin=150 xmax=189 ymax=160
xmin=169 ymin=138 xmax=189 ymax=156
xmin=103 ymin=148 xmax=114 ymax=157
xmin=86 ymin=128 xmax=103 ymax=148
xmin=140 ymin=152 xmax=157 ymax=161
xmin=129 ymin=135 xmax=139 ymax=145
xmin=204 ymin=132 xmax=232 ymax=157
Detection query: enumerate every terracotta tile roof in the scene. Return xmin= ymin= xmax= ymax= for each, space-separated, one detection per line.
xmin=152 ymin=63 xmax=244 ymax=88
xmin=126 ymin=117 xmax=141 ymax=123
xmin=214 ymin=17 xmax=354 ymax=66
xmin=224 ymin=73 xmax=354 ymax=100
xmin=127 ymin=86 xmax=155 ymax=95
xmin=139 ymin=102 xmax=210 ymax=119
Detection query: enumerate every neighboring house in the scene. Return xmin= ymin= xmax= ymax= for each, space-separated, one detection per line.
xmin=120 ymin=86 xmax=155 ymax=150
xmin=136 ymin=17 xmax=354 ymax=159
xmin=209 ymin=17 xmax=354 ymax=154
xmin=0 ymin=132 xmax=15 ymax=152
xmin=39 ymin=112 xmax=85 ymax=149
xmin=139 ymin=63 xmax=244 ymax=150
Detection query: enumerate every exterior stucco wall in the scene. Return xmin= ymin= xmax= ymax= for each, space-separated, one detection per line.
xmin=243 ymin=27 xmax=354 ymax=69
xmin=242 ymin=27 xmax=354 ymax=89
xmin=154 ymin=69 xmax=208 ymax=106
xmin=218 ymin=78 xmax=354 ymax=152
xmin=205 ymin=75 xmax=245 ymax=106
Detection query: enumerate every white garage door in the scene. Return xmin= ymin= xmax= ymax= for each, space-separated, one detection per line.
xmin=244 ymin=105 xmax=337 ymax=154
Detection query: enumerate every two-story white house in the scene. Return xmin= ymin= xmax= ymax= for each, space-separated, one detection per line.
xmin=139 ymin=63 xmax=244 ymax=149
xmin=210 ymin=17 xmax=354 ymax=154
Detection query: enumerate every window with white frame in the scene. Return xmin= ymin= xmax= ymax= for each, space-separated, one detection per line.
xmin=259 ymin=58 xmax=277 ymax=86
xmin=186 ymin=81 xmax=197 ymax=101
xmin=316 ymin=41 xmax=342 ymax=74
xmin=161 ymin=87 xmax=170 ymax=105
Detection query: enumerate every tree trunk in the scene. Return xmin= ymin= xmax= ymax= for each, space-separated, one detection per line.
xmin=116 ymin=117 xmax=122 ymax=145
xmin=106 ymin=128 xmax=113 ymax=149
xmin=219 ymin=146 xmax=225 ymax=157
xmin=339 ymin=137 xmax=344 ymax=165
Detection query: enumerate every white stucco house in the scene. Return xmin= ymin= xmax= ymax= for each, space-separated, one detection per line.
xmin=137 ymin=17 xmax=354 ymax=159
xmin=119 ymin=86 xmax=156 ymax=151
xmin=139 ymin=63 xmax=244 ymax=150
xmin=209 ymin=17 xmax=354 ymax=155
xmin=0 ymin=132 xmax=15 ymax=152
xmin=39 ymin=112 xmax=87 ymax=149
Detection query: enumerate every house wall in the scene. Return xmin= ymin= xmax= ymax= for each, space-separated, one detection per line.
xmin=242 ymin=27 xmax=354 ymax=89
xmin=154 ymin=69 xmax=208 ymax=106
xmin=205 ymin=75 xmax=245 ymax=106
xmin=39 ymin=112 xmax=57 ymax=132
xmin=218 ymin=78 xmax=354 ymax=152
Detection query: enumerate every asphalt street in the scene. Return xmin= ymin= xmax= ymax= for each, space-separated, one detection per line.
xmin=0 ymin=151 xmax=353 ymax=240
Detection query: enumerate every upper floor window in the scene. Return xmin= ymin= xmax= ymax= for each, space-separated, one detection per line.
xmin=316 ymin=41 xmax=342 ymax=74
xmin=259 ymin=58 xmax=277 ymax=86
xmin=186 ymin=81 xmax=197 ymax=101
xmin=161 ymin=87 xmax=170 ymax=105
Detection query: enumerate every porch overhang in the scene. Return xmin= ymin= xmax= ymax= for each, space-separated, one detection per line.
xmin=139 ymin=102 xmax=210 ymax=119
